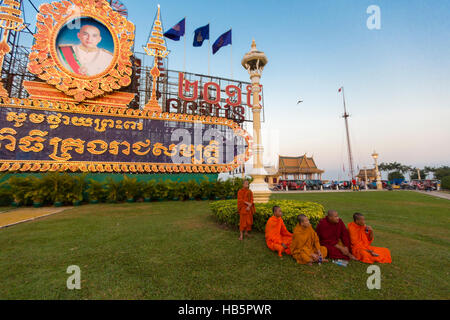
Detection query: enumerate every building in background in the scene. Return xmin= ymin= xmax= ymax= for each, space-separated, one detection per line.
xmin=278 ymin=155 xmax=324 ymax=181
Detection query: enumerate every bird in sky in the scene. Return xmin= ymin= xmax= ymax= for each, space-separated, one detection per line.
xmin=297 ymin=98 xmax=304 ymax=104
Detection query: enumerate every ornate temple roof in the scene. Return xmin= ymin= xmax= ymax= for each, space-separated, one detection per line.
xmin=278 ymin=155 xmax=325 ymax=174
xmin=357 ymin=168 xmax=377 ymax=179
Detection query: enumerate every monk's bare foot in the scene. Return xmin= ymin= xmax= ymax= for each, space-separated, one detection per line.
xmin=349 ymin=255 xmax=358 ymax=260
xmin=245 ymin=233 xmax=251 ymax=238
xmin=307 ymin=262 xmax=313 ymax=266
xmin=322 ymin=259 xmax=329 ymax=263
xmin=239 ymin=235 xmax=243 ymax=241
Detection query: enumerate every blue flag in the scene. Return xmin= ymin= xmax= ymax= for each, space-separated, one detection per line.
xmin=164 ymin=18 xmax=185 ymax=41
xmin=193 ymin=24 xmax=209 ymax=47
xmin=212 ymin=29 xmax=232 ymax=55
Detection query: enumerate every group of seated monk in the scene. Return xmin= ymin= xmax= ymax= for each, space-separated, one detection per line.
xmin=237 ymin=181 xmax=391 ymax=265
xmin=265 ymin=207 xmax=392 ymax=265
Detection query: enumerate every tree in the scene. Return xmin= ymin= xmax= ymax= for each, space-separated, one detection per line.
xmin=410 ymin=168 xmax=427 ymax=180
xmin=431 ymin=166 xmax=450 ymax=180
xmin=442 ymin=176 xmax=450 ymax=190
xmin=388 ymin=171 xmax=405 ymax=181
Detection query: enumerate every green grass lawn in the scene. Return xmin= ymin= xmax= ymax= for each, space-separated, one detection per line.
xmin=0 ymin=191 xmax=449 ymax=300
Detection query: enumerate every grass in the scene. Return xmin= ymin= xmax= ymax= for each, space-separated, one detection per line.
xmin=0 ymin=191 xmax=449 ymax=300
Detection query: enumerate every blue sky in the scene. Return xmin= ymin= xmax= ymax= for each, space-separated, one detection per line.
xmin=22 ymin=0 xmax=450 ymax=179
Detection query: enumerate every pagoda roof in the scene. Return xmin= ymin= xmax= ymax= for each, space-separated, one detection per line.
xmin=278 ymin=155 xmax=324 ymax=174
xmin=357 ymin=168 xmax=377 ymax=178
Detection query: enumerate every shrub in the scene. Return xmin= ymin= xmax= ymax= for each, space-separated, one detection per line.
xmin=0 ymin=187 xmax=12 ymax=206
xmin=122 ymin=175 xmax=141 ymax=200
xmin=185 ymin=180 xmax=201 ymax=199
xmin=105 ymin=177 xmax=124 ymax=203
xmin=42 ymin=173 xmax=74 ymax=204
xmin=142 ymin=180 xmax=156 ymax=199
xmin=25 ymin=176 xmax=51 ymax=204
xmin=154 ymin=180 xmax=169 ymax=200
xmin=199 ymin=179 xmax=213 ymax=199
xmin=210 ymin=199 xmax=325 ymax=233
xmin=71 ymin=174 xmax=88 ymax=203
xmin=7 ymin=176 xmax=33 ymax=205
xmin=441 ymin=176 xmax=450 ymax=190
xmin=87 ymin=180 xmax=106 ymax=202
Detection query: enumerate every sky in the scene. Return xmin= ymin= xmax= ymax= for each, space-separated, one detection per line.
xmin=20 ymin=0 xmax=450 ymax=179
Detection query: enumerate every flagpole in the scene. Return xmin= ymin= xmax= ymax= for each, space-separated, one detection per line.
xmin=341 ymin=86 xmax=355 ymax=180
xmin=208 ymin=23 xmax=211 ymax=76
xmin=230 ymin=28 xmax=233 ymax=79
xmin=184 ymin=17 xmax=186 ymax=73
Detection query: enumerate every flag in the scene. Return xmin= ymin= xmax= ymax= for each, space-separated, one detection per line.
xmin=212 ymin=29 xmax=232 ymax=55
xmin=193 ymin=24 xmax=209 ymax=47
xmin=164 ymin=18 xmax=185 ymax=41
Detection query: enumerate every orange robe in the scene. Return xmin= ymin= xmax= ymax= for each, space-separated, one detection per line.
xmin=291 ymin=224 xmax=327 ymax=264
xmin=265 ymin=216 xmax=293 ymax=256
xmin=348 ymin=222 xmax=392 ymax=264
xmin=237 ymin=188 xmax=255 ymax=231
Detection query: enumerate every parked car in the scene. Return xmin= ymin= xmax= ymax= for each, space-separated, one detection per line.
xmin=323 ymin=182 xmax=333 ymax=190
xmin=305 ymin=180 xmax=323 ymax=190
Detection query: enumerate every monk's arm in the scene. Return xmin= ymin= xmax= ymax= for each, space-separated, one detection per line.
xmin=348 ymin=226 xmax=360 ymax=248
xmin=280 ymin=222 xmax=292 ymax=237
xmin=340 ymin=221 xmax=351 ymax=248
xmin=237 ymin=191 xmax=246 ymax=212
xmin=367 ymin=226 xmax=374 ymax=242
xmin=313 ymin=232 xmax=322 ymax=253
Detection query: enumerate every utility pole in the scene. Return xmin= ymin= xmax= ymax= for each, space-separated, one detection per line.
xmin=340 ymin=87 xmax=355 ymax=180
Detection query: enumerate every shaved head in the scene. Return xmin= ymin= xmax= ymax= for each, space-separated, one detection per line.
xmin=328 ymin=210 xmax=337 ymax=217
xmin=273 ymin=206 xmax=282 ymax=217
xmin=327 ymin=210 xmax=340 ymax=224
xmin=353 ymin=212 xmax=365 ymax=226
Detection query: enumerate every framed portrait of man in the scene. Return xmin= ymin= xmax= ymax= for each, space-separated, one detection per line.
xmin=55 ymin=17 xmax=116 ymax=78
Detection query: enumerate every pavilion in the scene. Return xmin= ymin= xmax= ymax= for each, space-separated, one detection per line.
xmin=278 ymin=155 xmax=325 ymax=180
xmin=356 ymin=168 xmax=377 ymax=182
xmin=264 ymin=155 xmax=325 ymax=187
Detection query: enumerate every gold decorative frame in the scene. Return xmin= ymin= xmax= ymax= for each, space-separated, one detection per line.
xmin=28 ymin=0 xmax=135 ymax=102
xmin=0 ymin=97 xmax=252 ymax=174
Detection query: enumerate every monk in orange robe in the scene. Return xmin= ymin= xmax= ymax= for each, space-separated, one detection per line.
xmin=291 ymin=214 xmax=328 ymax=265
xmin=348 ymin=213 xmax=392 ymax=264
xmin=237 ymin=180 xmax=255 ymax=241
xmin=265 ymin=206 xmax=293 ymax=257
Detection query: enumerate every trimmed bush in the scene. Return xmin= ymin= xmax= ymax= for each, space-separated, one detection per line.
xmin=441 ymin=176 xmax=450 ymax=190
xmin=0 ymin=187 xmax=12 ymax=206
xmin=0 ymin=174 xmax=246 ymax=207
xmin=210 ymin=199 xmax=325 ymax=233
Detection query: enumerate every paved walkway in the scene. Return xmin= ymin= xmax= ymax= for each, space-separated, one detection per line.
xmin=415 ymin=191 xmax=450 ymax=201
xmin=0 ymin=207 xmax=71 ymax=229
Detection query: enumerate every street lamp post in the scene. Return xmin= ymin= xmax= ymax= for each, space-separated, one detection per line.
xmin=241 ymin=40 xmax=271 ymax=203
xmin=372 ymin=151 xmax=383 ymax=190
xmin=364 ymin=166 xmax=369 ymax=190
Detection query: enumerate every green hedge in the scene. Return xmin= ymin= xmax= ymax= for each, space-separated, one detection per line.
xmin=210 ymin=199 xmax=325 ymax=233
xmin=441 ymin=176 xmax=450 ymax=190
xmin=1 ymin=173 xmax=247 ymax=207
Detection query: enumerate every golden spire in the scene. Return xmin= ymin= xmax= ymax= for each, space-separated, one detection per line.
xmin=143 ymin=4 xmax=169 ymax=112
